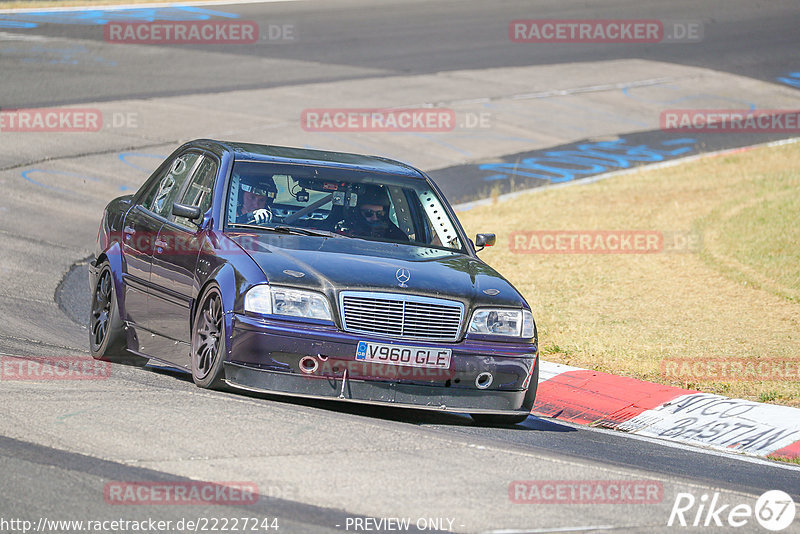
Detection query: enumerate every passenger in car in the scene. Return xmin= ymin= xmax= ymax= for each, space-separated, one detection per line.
xmin=341 ymin=185 xmax=408 ymax=241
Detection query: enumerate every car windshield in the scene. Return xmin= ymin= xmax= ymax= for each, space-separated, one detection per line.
xmin=225 ymin=161 xmax=465 ymax=252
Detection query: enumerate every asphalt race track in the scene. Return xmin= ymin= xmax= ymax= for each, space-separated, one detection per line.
xmin=1 ymin=1 xmax=799 ymax=532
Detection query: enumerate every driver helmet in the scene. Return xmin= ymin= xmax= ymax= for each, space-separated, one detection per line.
xmin=240 ymin=176 xmax=277 ymax=202
xmin=232 ymin=173 xmax=277 ymax=211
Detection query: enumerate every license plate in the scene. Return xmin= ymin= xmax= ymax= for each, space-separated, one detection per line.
xmin=355 ymin=341 xmax=451 ymax=369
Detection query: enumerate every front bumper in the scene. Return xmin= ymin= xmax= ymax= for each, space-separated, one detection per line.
xmin=225 ymin=313 xmax=538 ymax=414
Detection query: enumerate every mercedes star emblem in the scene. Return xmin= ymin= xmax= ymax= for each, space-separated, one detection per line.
xmin=395 ymin=268 xmax=411 ymax=288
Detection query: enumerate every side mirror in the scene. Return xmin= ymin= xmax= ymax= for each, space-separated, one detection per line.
xmin=475 ymin=233 xmax=496 ymax=252
xmin=172 ymin=202 xmax=202 ymax=221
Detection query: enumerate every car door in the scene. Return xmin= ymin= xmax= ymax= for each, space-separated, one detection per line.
xmin=149 ymin=153 xmax=218 ymax=367
xmin=120 ymin=206 xmax=160 ymax=329
xmin=121 ymin=152 xmax=202 ymax=351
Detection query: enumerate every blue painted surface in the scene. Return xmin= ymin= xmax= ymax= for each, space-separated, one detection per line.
xmin=0 ymin=20 xmax=36 ymax=29
xmin=777 ymin=72 xmax=800 ymax=89
xmin=0 ymin=6 xmax=239 ymax=28
xmin=478 ymin=137 xmax=696 ymax=183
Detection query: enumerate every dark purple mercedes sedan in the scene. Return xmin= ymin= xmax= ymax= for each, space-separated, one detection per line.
xmin=89 ymin=139 xmax=538 ymax=424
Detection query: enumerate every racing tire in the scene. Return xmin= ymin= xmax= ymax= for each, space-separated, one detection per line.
xmin=191 ymin=285 xmax=227 ymax=389
xmin=90 ymin=262 xmax=139 ymax=364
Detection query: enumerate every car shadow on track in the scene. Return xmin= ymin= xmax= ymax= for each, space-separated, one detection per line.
xmin=141 ymin=361 xmax=574 ymax=433
xmin=231 ymin=387 xmax=574 ymax=433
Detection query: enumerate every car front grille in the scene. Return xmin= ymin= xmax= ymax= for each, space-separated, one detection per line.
xmin=339 ymin=291 xmax=464 ymax=342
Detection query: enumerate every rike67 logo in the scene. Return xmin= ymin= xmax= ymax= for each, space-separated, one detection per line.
xmin=668 ymin=490 xmax=796 ymax=531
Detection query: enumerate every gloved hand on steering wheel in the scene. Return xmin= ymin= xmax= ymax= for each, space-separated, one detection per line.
xmin=247 ymin=207 xmax=273 ymax=224
xmin=234 ymin=175 xmax=278 ymax=224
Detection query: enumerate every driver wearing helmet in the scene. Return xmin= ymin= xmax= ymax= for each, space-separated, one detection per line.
xmin=345 ymin=185 xmax=407 ymax=241
xmin=234 ymin=174 xmax=278 ymax=224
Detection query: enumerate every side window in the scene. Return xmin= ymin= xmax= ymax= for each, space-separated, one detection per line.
xmin=173 ymin=156 xmax=218 ymax=228
xmin=135 ymin=165 xmax=169 ymax=211
xmin=139 ymin=153 xmax=202 ymax=217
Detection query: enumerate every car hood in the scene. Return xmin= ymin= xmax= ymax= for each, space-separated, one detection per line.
xmin=229 ymin=232 xmax=527 ymax=309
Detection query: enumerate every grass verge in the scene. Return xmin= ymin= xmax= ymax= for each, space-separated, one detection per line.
xmin=457 ymin=141 xmax=800 ymax=407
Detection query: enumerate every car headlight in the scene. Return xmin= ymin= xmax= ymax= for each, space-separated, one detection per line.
xmin=468 ymin=308 xmax=534 ymax=338
xmin=244 ymin=285 xmax=332 ymax=321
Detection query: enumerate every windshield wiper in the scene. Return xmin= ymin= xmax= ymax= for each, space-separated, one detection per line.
xmin=228 ymin=223 xmax=341 ymax=238
xmin=271 ymin=226 xmax=341 ymax=238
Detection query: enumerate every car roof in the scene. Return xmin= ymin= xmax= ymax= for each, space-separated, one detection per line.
xmin=185 ymin=139 xmax=426 ymax=179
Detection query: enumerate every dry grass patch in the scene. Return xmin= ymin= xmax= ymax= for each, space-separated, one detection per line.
xmin=457 ymin=142 xmax=800 ymax=406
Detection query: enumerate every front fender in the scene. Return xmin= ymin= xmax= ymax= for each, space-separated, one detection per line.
xmin=200 ymin=262 xmax=244 ymax=365
xmin=91 ymin=240 xmax=127 ymax=324
xmin=194 ymin=231 xmax=269 ymax=365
